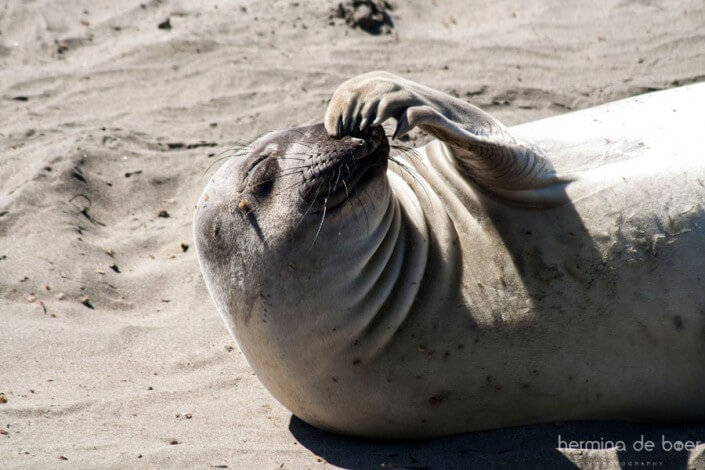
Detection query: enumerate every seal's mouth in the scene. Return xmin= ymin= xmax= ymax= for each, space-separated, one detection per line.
xmin=301 ymin=126 xmax=389 ymax=214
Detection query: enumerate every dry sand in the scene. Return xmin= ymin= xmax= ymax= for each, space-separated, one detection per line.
xmin=1 ymin=0 xmax=705 ymax=468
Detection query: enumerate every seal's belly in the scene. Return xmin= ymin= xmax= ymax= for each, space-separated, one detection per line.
xmin=374 ymin=145 xmax=705 ymax=437
xmin=517 ymin=82 xmax=705 ymax=325
xmin=459 ymin=122 xmax=705 ymax=335
xmin=396 ymin=130 xmax=705 ymax=333
xmin=375 ymin=87 xmax=705 ymax=434
xmin=493 ymin=165 xmax=705 ymax=323
xmin=472 ymin=81 xmax=705 ymax=324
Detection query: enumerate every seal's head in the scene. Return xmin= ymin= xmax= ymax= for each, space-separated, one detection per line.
xmin=193 ymin=122 xmax=393 ymax=365
xmin=194 ymin=123 xmax=398 ymax=422
xmin=195 ymin=122 xmax=389 ymax=255
xmin=250 ymin=123 xmax=387 ymax=218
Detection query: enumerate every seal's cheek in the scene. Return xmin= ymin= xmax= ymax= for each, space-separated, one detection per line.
xmin=194 ymin=200 xmax=232 ymax=261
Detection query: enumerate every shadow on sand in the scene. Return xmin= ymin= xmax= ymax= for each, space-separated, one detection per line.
xmin=290 ymin=416 xmax=703 ymax=469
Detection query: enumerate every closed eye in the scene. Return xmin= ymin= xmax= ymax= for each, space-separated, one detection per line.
xmin=247 ymin=154 xmax=279 ymax=198
xmin=245 ymin=153 xmax=270 ymax=178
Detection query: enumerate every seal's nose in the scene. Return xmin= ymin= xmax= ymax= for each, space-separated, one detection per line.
xmin=348 ymin=136 xmax=374 ymax=160
xmin=345 ymin=125 xmax=384 ymax=160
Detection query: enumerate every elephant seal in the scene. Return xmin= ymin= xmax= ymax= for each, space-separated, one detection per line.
xmin=194 ymin=71 xmax=705 ymax=438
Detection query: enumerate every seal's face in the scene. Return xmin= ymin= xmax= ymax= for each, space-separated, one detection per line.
xmin=196 ymin=123 xmax=390 ymax=251
xmin=194 ymin=123 xmax=400 ymax=426
xmin=194 ymin=123 xmax=392 ymax=329
xmin=242 ymin=123 xmax=389 ymax=217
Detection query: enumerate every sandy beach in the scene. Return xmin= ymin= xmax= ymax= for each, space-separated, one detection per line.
xmin=2 ymin=0 xmax=705 ymax=468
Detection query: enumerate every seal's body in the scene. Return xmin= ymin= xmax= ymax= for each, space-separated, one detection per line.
xmin=194 ymin=72 xmax=705 ymax=438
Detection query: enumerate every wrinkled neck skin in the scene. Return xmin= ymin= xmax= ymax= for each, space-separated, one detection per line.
xmin=197 ymin=151 xmax=482 ymax=401
xmin=235 ymin=173 xmax=435 ymax=363
xmin=194 ymin=119 xmax=535 ymax=428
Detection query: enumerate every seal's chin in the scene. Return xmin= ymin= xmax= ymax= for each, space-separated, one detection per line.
xmin=302 ymin=126 xmax=389 ymax=214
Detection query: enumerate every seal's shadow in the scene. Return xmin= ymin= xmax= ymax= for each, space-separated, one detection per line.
xmin=290 ymin=416 xmax=701 ymax=469
xmin=480 ymin=182 xmax=609 ymax=313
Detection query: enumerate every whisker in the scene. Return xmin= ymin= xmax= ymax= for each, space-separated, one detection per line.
xmin=294 ymin=177 xmax=328 ymax=230
xmin=341 ymin=163 xmax=362 ymax=228
xmin=334 ymin=165 xmax=343 ymax=187
xmin=202 ymin=147 xmax=251 ymax=176
xmin=272 ymin=141 xmax=318 ymax=151
xmin=270 ymin=174 xmax=321 ymax=199
xmin=350 ymin=184 xmax=370 ymax=234
xmin=389 ymin=156 xmax=432 ymax=203
xmin=390 ymin=143 xmax=423 ymax=162
xmin=250 ymin=170 xmax=305 ymax=190
xmin=341 ymin=178 xmax=350 ymax=199
xmin=311 ymin=193 xmax=329 ymax=247
xmin=276 ymin=164 xmax=313 ymax=173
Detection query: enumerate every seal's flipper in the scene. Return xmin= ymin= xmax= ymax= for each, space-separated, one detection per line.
xmin=397 ymin=104 xmax=556 ymax=187
xmin=324 ymin=71 xmax=571 ymax=206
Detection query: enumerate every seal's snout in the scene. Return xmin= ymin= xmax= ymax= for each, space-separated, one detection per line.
xmin=298 ymin=124 xmax=389 ymax=213
xmin=341 ymin=125 xmax=386 ymax=160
